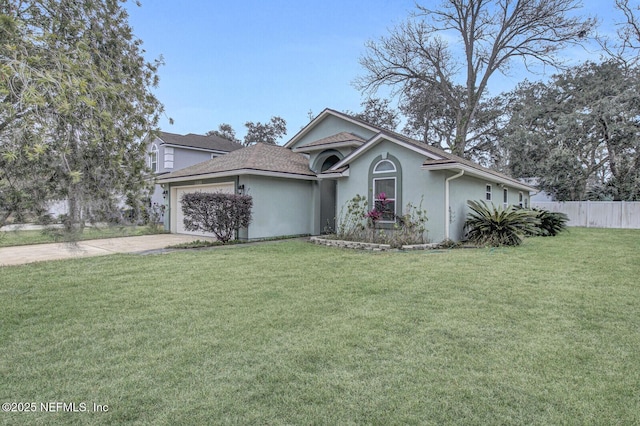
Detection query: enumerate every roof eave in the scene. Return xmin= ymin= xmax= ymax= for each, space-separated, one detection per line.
xmin=157 ymin=168 xmax=318 ymax=184
xmin=421 ymin=163 xmax=537 ymax=192
xmin=292 ymin=141 xmax=363 ymax=153
xmin=329 ymin=133 xmax=443 ymax=172
xmin=318 ymin=168 xmax=350 ymax=179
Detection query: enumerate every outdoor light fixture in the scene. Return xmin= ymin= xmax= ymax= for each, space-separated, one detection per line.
xmin=237 ymin=185 xmax=245 ymax=195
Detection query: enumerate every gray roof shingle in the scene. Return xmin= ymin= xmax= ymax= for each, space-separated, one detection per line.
xmin=158 ymin=143 xmax=315 ymax=181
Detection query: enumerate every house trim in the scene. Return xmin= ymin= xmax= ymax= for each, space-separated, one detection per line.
xmin=422 ymin=162 xmax=535 ymax=192
xmin=158 ymin=169 xmax=318 ymax=184
xmin=331 ymin=133 xmax=443 ymax=171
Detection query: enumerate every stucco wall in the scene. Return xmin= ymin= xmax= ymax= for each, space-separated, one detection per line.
xmin=335 ymin=140 xmax=447 ymax=243
xmin=334 ymin=139 xmax=531 ymax=243
xmin=239 ymin=175 xmax=315 ymax=239
xmin=447 ymin=174 xmax=531 ymax=241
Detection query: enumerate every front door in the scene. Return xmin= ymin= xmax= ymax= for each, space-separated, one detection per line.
xmin=320 ymin=179 xmax=337 ymax=233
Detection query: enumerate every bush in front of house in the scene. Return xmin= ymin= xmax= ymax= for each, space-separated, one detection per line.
xmin=335 ymin=194 xmax=428 ymax=247
xmin=180 ymin=192 xmax=252 ymax=243
xmin=464 ymin=200 xmax=540 ymax=247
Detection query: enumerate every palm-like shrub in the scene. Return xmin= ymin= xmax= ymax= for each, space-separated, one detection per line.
xmin=464 ymin=200 xmax=540 ymax=247
xmin=533 ymin=208 xmax=569 ymax=236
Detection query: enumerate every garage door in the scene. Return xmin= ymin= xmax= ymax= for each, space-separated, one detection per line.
xmin=174 ymin=183 xmax=235 ymax=236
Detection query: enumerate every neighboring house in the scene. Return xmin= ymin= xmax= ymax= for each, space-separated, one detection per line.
xmin=157 ymin=109 xmax=535 ymax=242
xmin=146 ymin=131 xmax=243 ymax=211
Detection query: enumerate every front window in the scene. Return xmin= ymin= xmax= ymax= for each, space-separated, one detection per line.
xmin=503 ymin=188 xmax=508 ymax=208
xmin=519 ymin=192 xmax=524 ymax=208
xmin=373 ymin=178 xmax=396 ymax=221
xmin=486 ymin=184 xmax=492 ymax=201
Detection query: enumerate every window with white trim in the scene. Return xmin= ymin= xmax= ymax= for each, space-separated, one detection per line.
xmin=519 ymin=192 xmax=524 ymax=208
xmin=149 ymin=144 xmax=158 ymax=172
xmin=373 ymin=159 xmax=397 ymax=173
xmin=164 ymin=147 xmax=174 ymax=169
xmin=373 ymin=177 xmax=396 ymax=222
xmin=503 ymin=188 xmax=508 ymax=208
xmin=486 ymin=184 xmax=492 ymax=201
xmin=369 ymin=155 xmax=401 ymax=224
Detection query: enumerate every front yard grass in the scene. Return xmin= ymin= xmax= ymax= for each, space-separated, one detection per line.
xmin=1 ymin=228 xmax=639 ymax=424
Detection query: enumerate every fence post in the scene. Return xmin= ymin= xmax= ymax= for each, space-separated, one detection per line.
xmin=585 ymin=200 xmax=590 ymax=228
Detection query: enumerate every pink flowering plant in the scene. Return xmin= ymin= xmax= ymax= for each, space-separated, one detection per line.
xmin=366 ymin=192 xmax=394 ymax=226
xmin=336 ymin=194 xmax=428 ymax=247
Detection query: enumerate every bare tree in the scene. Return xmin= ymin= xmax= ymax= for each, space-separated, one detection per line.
xmin=599 ymin=0 xmax=640 ymax=66
xmin=356 ymin=0 xmax=594 ymax=157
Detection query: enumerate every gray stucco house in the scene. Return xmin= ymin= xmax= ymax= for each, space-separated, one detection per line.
xmin=157 ymin=109 xmax=535 ymax=242
xmin=146 ymin=131 xmax=242 ymax=209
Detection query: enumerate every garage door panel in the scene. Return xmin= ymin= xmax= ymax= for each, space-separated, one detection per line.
xmin=174 ymin=183 xmax=234 ymax=237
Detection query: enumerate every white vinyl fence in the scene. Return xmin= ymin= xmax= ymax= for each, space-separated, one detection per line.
xmin=532 ymin=201 xmax=640 ymax=229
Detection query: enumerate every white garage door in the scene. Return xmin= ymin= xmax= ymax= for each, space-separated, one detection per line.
xmin=174 ymin=183 xmax=235 ymax=237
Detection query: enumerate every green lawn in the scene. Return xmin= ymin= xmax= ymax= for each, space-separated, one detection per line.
xmin=1 ymin=228 xmax=639 ymax=425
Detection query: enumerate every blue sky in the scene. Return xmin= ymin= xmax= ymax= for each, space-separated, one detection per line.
xmin=126 ymin=1 xmax=619 ymax=143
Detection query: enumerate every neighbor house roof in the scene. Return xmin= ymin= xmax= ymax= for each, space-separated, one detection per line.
xmin=155 ymin=131 xmax=243 ymax=153
xmin=157 ymin=143 xmax=316 ymax=183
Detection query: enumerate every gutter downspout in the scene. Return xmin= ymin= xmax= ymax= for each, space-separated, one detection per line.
xmin=445 ymin=169 xmax=464 ymax=241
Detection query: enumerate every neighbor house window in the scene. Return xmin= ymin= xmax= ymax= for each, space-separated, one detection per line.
xmin=503 ymin=188 xmax=508 ymax=208
xmin=486 ymin=184 xmax=492 ymax=201
xmin=149 ymin=144 xmax=158 ymax=172
xmin=163 ymin=147 xmax=174 ymax=169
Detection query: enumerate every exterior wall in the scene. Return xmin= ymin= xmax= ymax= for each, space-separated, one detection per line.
xmin=289 ymin=115 xmax=377 ymax=150
xmin=335 ymin=140 xmax=448 ymax=243
xmin=239 ymin=176 xmax=315 ymax=239
xmin=448 ymin=176 xmax=531 ymax=240
xmin=170 ymin=146 xmax=215 ymax=171
xmin=334 ymin=138 xmax=532 ymax=243
xmin=145 ymin=139 xmax=217 ymax=175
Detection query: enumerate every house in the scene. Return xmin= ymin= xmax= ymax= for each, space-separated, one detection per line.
xmin=146 ymin=131 xmax=243 ymax=209
xmin=157 ymin=109 xmax=535 ymax=242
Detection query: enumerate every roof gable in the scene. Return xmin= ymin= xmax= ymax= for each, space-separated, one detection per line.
xmin=284 ymin=109 xmax=378 ymax=150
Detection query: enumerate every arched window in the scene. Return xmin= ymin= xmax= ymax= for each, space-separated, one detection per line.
xmin=369 ymin=156 xmax=401 ymax=223
xmin=373 ymin=159 xmax=397 ymax=173
xmin=149 ymin=144 xmax=158 ymax=172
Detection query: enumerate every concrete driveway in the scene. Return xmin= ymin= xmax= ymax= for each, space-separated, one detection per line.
xmin=0 ymin=234 xmax=215 ymax=267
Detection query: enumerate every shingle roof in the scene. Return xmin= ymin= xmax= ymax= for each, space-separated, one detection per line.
xmin=157 ymin=131 xmax=242 ymax=152
xmin=300 ymin=132 xmax=366 ymax=147
xmin=158 ymin=143 xmax=315 ymax=181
